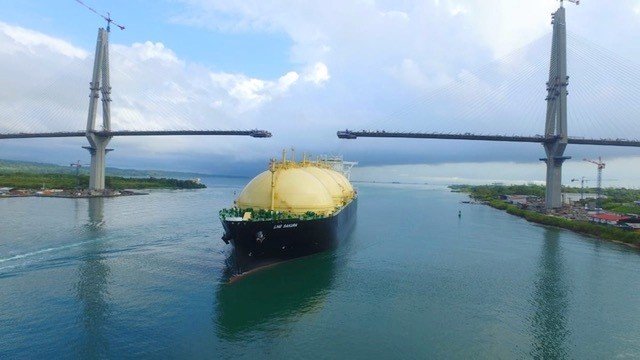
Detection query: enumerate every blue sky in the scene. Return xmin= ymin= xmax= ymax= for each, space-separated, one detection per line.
xmin=0 ymin=0 xmax=294 ymax=77
xmin=1 ymin=0 xmax=640 ymax=184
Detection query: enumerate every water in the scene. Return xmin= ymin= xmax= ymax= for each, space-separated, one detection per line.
xmin=1 ymin=178 xmax=640 ymax=359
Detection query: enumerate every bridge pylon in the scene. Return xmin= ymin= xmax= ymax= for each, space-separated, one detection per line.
xmin=84 ymin=27 xmax=113 ymax=191
xmin=540 ymin=5 xmax=571 ymax=210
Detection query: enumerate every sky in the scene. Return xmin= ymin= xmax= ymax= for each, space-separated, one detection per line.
xmin=1 ymin=0 xmax=640 ymax=185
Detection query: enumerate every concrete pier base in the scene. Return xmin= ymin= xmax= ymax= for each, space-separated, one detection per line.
xmin=84 ymin=134 xmax=112 ymax=191
xmin=541 ymin=153 xmax=570 ymax=210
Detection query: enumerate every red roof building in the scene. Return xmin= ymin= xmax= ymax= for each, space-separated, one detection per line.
xmin=589 ymin=213 xmax=631 ymax=225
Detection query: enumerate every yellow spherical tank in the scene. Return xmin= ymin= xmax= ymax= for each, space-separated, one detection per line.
xmin=324 ymin=169 xmax=355 ymax=199
xmin=236 ymin=167 xmax=336 ymax=215
xmin=301 ymin=166 xmax=345 ymax=207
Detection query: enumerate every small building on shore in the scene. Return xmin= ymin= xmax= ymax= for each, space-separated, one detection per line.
xmin=499 ymin=194 xmax=544 ymax=210
xmin=588 ymin=213 xmax=631 ymax=226
xmin=501 ymin=195 xmax=529 ymax=206
xmin=624 ymin=223 xmax=640 ymax=233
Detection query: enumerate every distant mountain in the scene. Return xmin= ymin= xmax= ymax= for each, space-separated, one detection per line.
xmin=0 ymin=159 xmax=237 ymax=179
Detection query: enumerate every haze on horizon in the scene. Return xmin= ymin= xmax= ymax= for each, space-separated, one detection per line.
xmin=1 ymin=0 xmax=640 ymax=185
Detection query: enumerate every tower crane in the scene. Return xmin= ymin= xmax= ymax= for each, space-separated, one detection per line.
xmin=75 ymin=0 xmax=125 ymax=32
xmin=570 ymin=176 xmax=591 ymax=201
xmin=70 ymin=160 xmax=90 ymax=189
xmin=583 ymin=157 xmax=605 ymax=211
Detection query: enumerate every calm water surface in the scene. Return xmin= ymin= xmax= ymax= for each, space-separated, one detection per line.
xmin=1 ymin=178 xmax=640 ymax=359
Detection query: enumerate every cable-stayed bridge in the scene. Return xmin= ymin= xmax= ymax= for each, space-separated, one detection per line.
xmin=0 ymin=130 xmax=271 ymax=140
xmin=338 ymin=2 xmax=640 ymax=210
xmin=337 ymin=132 xmax=640 ymax=148
xmin=0 ymin=27 xmax=271 ymax=190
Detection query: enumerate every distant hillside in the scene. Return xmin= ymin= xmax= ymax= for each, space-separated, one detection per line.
xmin=0 ymin=159 xmax=220 ymax=179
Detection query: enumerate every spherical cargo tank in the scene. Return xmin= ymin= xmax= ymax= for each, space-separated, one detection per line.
xmin=299 ymin=166 xmax=346 ymax=207
xmin=235 ymin=167 xmax=335 ymax=215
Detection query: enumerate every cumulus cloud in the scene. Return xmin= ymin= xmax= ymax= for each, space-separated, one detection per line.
xmin=129 ymin=41 xmax=182 ymax=64
xmin=0 ymin=21 xmax=88 ymax=59
xmin=208 ymin=70 xmax=296 ymax=111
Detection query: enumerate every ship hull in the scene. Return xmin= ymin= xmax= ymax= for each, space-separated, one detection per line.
xmin=221 ymin=197 xmax=357 ymax=260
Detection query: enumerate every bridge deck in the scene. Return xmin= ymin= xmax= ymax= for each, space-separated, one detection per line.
xmin=0 ymin=130 xmax=272 ymax=139
xmin=336 ymin=131 xmax=640 ymax=147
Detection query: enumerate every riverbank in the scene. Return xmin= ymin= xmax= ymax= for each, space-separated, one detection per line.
xmin=485 ymin=199 xmax=640 ymax=249
xmin=452 ymin=184 xmax=640 ymax=249
xmin=0 ymin=172 xmax=206 ymax=191
xmin=1 ymin=188 xmax=149 ymax=198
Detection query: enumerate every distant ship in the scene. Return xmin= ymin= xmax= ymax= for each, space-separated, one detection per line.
xmin=220 ymin=152 xmax=357 ymax=261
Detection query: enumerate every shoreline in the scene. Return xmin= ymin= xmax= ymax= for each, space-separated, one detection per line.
xmin=1 ymin=172 xmax=206 ymax=192
xmin=481 ymin=198 xmax=640 ymax=250
xmin=0 ymin=191 xmax=149 ymax=199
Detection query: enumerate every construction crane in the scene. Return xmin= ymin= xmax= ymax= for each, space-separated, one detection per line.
xmin=583 ymin=157 xmax=606 ymax=211
xmin=570 ymin=176 xmax=591 ymax=201
xmin=75 ymin=0 xmax=125 ymax=32
xmin=70 ymin=160 xmax=90 ymax=189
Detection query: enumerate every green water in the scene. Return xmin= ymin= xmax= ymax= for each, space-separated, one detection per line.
xmin=1 ymin=178 xmax=639 ymax=358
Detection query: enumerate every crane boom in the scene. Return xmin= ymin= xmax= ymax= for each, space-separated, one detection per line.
xmin=75 ymin=0 xmax=125 ymax=31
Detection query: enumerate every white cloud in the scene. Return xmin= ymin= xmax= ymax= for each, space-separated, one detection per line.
xmin=130 ymin=41 xmax=182 ymax=64
xmin=0 ymin=21 xmax=87 ymax=59
xmin=303 ymin=62 xmax=330 ymax=85
xmin=389 ymin=58 xmax=453 ymax=89
xmin=277 ymin=71 xmax=300 ymax=91
xmin=208 ymin=69 xmax=302 ymax=111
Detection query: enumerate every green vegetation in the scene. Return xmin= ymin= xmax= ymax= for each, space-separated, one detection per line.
xmin=0 ymin=172 xmax=205 ymax=190
xmin=485 ymin=199 xmax=640 ymax=246
xmin=220 ymin=207 xmax=325 ymax=221
xmin=105 ymin=176 xmax=205 ymax=190
xmin=602 ymin=203 xmax=640 ymax=215
xmin=600 ymin=188 xmax=640 ymax=214
xmin=450 ymin=184 xmax=640 ymax=215
xmin=0 ymin=158 xmax=217 ymax=178
xmin=450 ymin=184 xmax=546 ymax=200
xmin=451 ymin=184 xmax=640 ymax=247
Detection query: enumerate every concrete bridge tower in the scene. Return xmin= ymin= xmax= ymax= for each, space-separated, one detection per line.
xmin=541 ymin=4 xmax=571 ymax=210
xmin=84 ymin=27 xmax=113 ymax=191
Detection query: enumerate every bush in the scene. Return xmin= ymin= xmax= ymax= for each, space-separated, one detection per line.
xmin=487 ymin=200 xmax=640 ymax=245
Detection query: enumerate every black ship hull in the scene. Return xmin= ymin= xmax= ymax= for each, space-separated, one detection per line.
xmin=221 ymin=197 xmax=357 ymax=261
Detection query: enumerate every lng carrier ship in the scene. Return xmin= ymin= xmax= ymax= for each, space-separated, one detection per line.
xmin=220 ymin=152 xmax=357 ymax=261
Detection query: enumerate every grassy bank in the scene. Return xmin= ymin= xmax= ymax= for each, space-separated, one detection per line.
xmin=486 ymin=199 xmax=640 ymax=246
xmin=451 ymin=184 xmax=640 ymax=247
xmin=451 ymin=184 xmax=640 ymax=214
xmin=0 ymin=172 xmax=206 ymax=190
